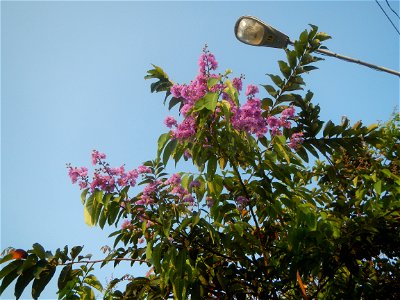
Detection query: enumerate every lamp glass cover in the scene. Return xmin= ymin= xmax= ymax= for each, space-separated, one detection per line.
xmin=236 ymin=18 xmax=265 ymax=45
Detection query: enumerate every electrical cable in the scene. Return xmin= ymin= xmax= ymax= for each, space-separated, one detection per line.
xmin=375 ymin=0 xmax=400 ymax=35
xmin=385 ymin=0 xmax=400 ymax=19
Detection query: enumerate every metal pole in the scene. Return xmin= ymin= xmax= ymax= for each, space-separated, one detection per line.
xmin=288 ymin=41 xmax=400 ymax=77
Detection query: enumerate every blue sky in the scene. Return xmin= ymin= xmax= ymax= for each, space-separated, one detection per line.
xmin=1 ymin=1 xmax=399 ymax=299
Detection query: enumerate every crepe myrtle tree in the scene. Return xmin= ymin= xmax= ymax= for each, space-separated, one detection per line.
xmin=1 ymin=25 xmax=399 ymax=300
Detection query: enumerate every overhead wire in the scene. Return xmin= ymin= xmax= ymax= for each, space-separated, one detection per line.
xmin=385 ymin=0 xmax=400 ymax=20
xmin=375 ymin=0 xmax=400 ymax=35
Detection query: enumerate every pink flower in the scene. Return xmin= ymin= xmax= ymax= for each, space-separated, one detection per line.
xmin=79 ymin=181 xmax=88 ymax=189
xmin=137 ymin=165 xmax=152 ymax=174
xmin=289 ymin=132 xmax=304 ymax=150
xmin=184 ymin=149 xmax=192 ymax=159
xmin=245 ymin=85 xmax=259 ymax=97
xmin=91 ymin=150 xmax=106 ymax=165
xmin=171 ymin=186 xmax=188 ymax=198
xmin=183 ymin=195 xmax=195 ymax=205
xmin=108 ymin=165 xmax=125 ymax=176
xmin=121 ymin=219 xmax=131 ymax=229
xmin=165 ymin=173 xmax=181 ymax=186
xmin=232 ymin=77 xmax=243 ymax=91
xmin=232 ymin=98 xmax=267 ymax=137
xmin=164 ymin=116 xmax=178 ymax=128
xmin=189 ymin=180 xmax=201 ymax=188
xmin=68 ymin=166 xmax=88 ymax=184
xmin=236 ymin=196 xmax=249 ymax=211
xmin=171 ymin=116 xmax=196 ymax=140
xmin=198 ymin=52 xmax=218 ymax=74
xmin=281 ymin=106 xmax=295 ymax=119
xmin=171 ymin=84 xmax=183 ymax=98
xmin=206 ymin=196 xmax=214 ymax=208
xmin=236 ymin=196 xmax=249 ymax=205
xmin=267 ymin=116 xmax=282 ymax=136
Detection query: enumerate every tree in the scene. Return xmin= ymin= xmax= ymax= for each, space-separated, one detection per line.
xmin=1 ymin=25 xmax=399 ymax=300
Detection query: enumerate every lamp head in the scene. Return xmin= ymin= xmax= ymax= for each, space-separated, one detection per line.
xmin=234 ymin=16 xmax=290 ymax=49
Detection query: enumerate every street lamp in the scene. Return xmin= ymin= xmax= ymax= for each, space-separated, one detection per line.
xmin=234 ymin=16 xmax=400 ymax=77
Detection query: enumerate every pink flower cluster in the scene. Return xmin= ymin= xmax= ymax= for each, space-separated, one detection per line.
xmin=166 ymin=174 xmax=196 ymax=206
xmin=236 ymin=196 xmax=249 ymax=211
xmin=232 ymin=94 xmax=267 ymax=138
xmin=136 ymin=180 xmax=162 ymax=205
xmin=165 ymin=48 xmax=304 ymax=151
xmin=288 ymin=132 xmax=304 ymax=150
xmin=167 ymin=47 xmax=230 ymax=141
xmin=68 ymin=167 xmax=89 ymax=189
xmin=67 ymin=150 xmax=153 ymax=193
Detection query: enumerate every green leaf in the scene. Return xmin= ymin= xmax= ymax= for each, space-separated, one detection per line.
xmin=194 ymin=93 xmax=218 ymax=112
xmin=299 ymin=29 xmax=308 ymax=44
xmin=57 ymin=265 xmax=72 ymax=290
xmin=144 ymin=65 xmax=172 ymax=95
xmin=157 ymin=133 xmax=171 ymax=159
xmin=262 ymin=98 xmax=273 ymax=109
xmin=146 ymin=241 xmax=153 ymax=261
xmin=267 ymin=74 xmax=284 ymax=88
xmin=276 ymin=94 xmax=295 ymax=104
xmin=204 ymin=93 xmax=218 ymax=111
xmin=81 ymin=188 xmax=89 ymax=205
xmin=286 ymin=50 xmax=297 ymax=69
xmin=262 ymin=85 xmax=278 ymax=97
xmin=275 ymin=143 xmax=291 ymax=164
xmin=168 ymin=97 xmax=182 ymax=111
xmin=70 ymin=246 xmax=83 ymax=261
xmin=0 ymin=254 xmax=13 ymax=265
xmin=374 ymin=180 xmax=382 ymax=196
xmin=32 ymin=243 xmax=46 ymax=260
xmin=296 ymin=146 xmax=309 ymax=163
xmin=84 ymin=195 xmax=95 ymax=227
xmin=32 ymin=265 xmax=56 ymax=299
xmin=323 ymin=120 xmax=335 ymax=137
xmin=84 ymin=274 xmax=103 ymax=292
xmin=315 ymin=32 xmax=331 ymax=42
xmin=207 ymin=77 xmax=220 ymax=89
xmin=0 ymin=260 xmax=23 ymax=280
xmin=0 ymin=268 xmax=19 ymax=295
xmin=207 ymin=155 xmax=218 ymax=180
xmin=302 ymin=65 xmax=318 ymax=72
xmin=278 ymin=61 xmax=291 ymax=79
xmin=15 ymin=266 xmax=36 ymax=299
xmin=163 ymin=139 xmax=177 ymax=166
xmin=81 ymin=285 xmax=95 ymax=300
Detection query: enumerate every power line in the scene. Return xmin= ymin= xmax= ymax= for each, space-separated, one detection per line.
xmin=375 ymin=0 xmax=400 ymax=35
xmin=385 ymin=0 xmax=400 ymax=20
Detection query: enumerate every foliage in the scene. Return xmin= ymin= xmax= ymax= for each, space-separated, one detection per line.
xmin=1 ymin=25 xmax=399 ymax=299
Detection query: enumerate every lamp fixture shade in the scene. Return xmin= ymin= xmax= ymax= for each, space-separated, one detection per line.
xmin=234 ymin=16 xmax=290 ymax=49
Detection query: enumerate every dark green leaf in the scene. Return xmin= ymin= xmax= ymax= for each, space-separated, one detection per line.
xmin=70 ymin=246 xmax=83 ymax=261
xmin=207 ymin=156 xmax=218 ymax=180
xmin=286 ymin=50 xmax=297 ymax=69
xmin=0 ymin=260 xmax=23 ymax=280
xmin=32 ymin=265 xmax=56 ymax=299
xmin=278 ymin=61 xmax=291 ymax=79
xmin=315 ymin=32 xmax=331 ymax=41
xmin=0 ymin=268 xmax=19 ymax=296
xmin=168 ymin=97 xmax=182 ymax=111
xmin=163 ymin=139 xmax=177 ymax=166
xmin=32 ymin=244 xmax=46 ymax=260
xmin=84 ymin=274 xmax=103 ymax=292
xmin=267 ymin=74 xmax=284 ymax=88
xmin=57 ymin=265 xmax=72 ymax=290
xmin=157 ymin=133 xmax=171 ymax=159
xmin=15 ymin=266 xmax=36 ymax=299
xmin=262 ymin=98 xmax=273 ymax=109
